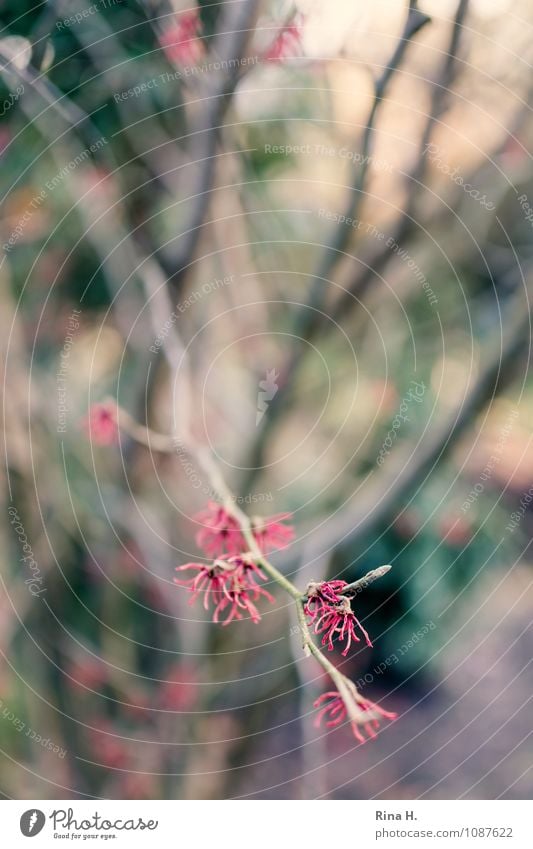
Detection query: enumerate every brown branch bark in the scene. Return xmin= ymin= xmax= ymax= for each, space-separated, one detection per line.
xmin=331 ymin=0 xmax=470 ymax=320
xmin=301 ymin=273 xmax=532 ymax=558
xmin=239 ymin=1 xmax=431 ymax=494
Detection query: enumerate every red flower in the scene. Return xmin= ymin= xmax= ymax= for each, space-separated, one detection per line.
xmin=195 ymin=502 xmax=246 ymax=557
xmin=213 ymin=572 xmax=274 ymax=625
xmin=83 ymin=401 xmax=118 ymax=445
xmin=194 ymin=502 xmax=294 ymax=557
xmin=265 ymin=17 xmax=303 ymax=61
xmin=175 ymin=554 xmax=274 ymax=625
xmin=314 ymin=690 xmax=397 ymax=744
xmin=213 ymin=554 xmax=274 ymax=625
xmin=160 ymin=9 xmax=204 ymax=66
xmin=174 ymin=560 xmax=229 ymax=611
xmin=251 ymin=513 xmax=295 ymax=552
xmin=304 ymin=580 xmax=372 ymax=655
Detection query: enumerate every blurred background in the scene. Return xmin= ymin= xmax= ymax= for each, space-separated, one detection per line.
xmin=1 ymin=0 xmax=532 ymax=799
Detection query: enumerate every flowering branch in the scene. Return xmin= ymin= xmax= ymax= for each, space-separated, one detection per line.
xmin=85 ymin=401 xmax=396 ymax=743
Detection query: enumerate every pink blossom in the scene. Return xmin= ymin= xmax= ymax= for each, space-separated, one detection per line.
xmin=304 ymin=580 xmax=372 ymax=655
xmin=160 ymin=9 xmax=204 ymax=66
xmin=194 ymin=502 xmax=294 ymax=557
xmin=195 ymin=502 xmax=246 ymax=557
xmin=83 ymin=401 xmax=119 ymax=445
xmin=213 ymin=570 xmax=274 ymax=625
xmin=314 ymin=690 xmax=397 ymax=744
xmin=265 ymin=17 xmax=303 ymax=61
xmin=251 ymin=513 xmax=295 ymax=552
xmin=174 ymin=560 xmax=229 ymax=611
xmin=213 ymin=554 xmax=274 ymax=625
xmin=175 ymin=554 xmax=274 ymax=625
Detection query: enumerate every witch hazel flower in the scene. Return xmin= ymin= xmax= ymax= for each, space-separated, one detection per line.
xmin=212 ymin=564 xmax=275 ymax=625
xmin=172 ymin=496 xmax=394 ymax=740
xmin=264 ymin=15 xmax=304 ymax=61
xmin=160 ymin=8 xmax=205 ymax=67
xmin=84 ymin=405 xmax=396 ymax=745
xmin=175 ymin=553 xmax=274 ymax=625
xmin=174 ymin=559 xmax=230 ymax=611
xmin=194 ymin=501 xmax=294 ymax=557
xmin=251 ymin=513 xmax=295 ymax=552
xmin=304 ymin=580 xmax=372 ymax=656
xmin=314 ymin=686 xmax=397 ymax=744
xmin=195 ymin=502 xmax=246 ymax=557
xmin=83 ymin=400 xmax=119 ymax=445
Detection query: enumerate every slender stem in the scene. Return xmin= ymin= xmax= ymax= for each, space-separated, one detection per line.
xmin=239 ymin=2 xmax=431 ymax=494
xmin=295 ymin=599 xmax=382 ymax=724
xmin=117 ymin=405 xmax=390 ymax=723
xmin=117 ymin=410 xmax=303 ymax=599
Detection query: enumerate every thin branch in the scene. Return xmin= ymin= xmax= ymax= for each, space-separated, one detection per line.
xmin=342 ymin=564 xmax=392 ymax=596
xmin=331 ymin=0 xmax=470 ymax=319
xmin=239 ymin=1 xmax=431 ymax=492
xmin=303 ymin=274 xmax=532 ymax=557
xmin=116 ymin=404 xmax=389 ymax=730
xmin=162 ymin=0 xmax=261 ymax=292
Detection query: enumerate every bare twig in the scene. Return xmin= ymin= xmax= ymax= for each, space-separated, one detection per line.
xmin=301 ymin=273 xmax=532 ymax=558
xmin=331 ymin=0 xmax=470 ymax=319
xmin=240 ymin=1 xmax=431 ymax=491
xmin=161 ymin=0 xmax=261 ymax=292
xmin=116 ymin=404 xmax=389 ymax=733
xmin=342 ymin=564 xmax=392 ymax=596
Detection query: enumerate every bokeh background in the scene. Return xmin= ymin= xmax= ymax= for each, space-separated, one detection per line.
xmin=1 ymin=0 xmax=532 ymax=799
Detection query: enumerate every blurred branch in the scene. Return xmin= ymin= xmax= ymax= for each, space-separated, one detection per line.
xmin=304 ymin=272 xmax=532 ymax=558
xmin=0 ymin=52 xmax=151 ymax=348
xmin=160 ymin=0 xmax=261 ymax=291
xmin=22 ymin=0 xmax=259 ymax=296
xmin=239 ymin=1 xmax=431 ymax=492
xmin=55 ymin=0 xmax=190 ymax=201
xmin=331 ymin=0 xmax=470 ymax=319
xmin=310 ymin=0 xmax=431 ymax=293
